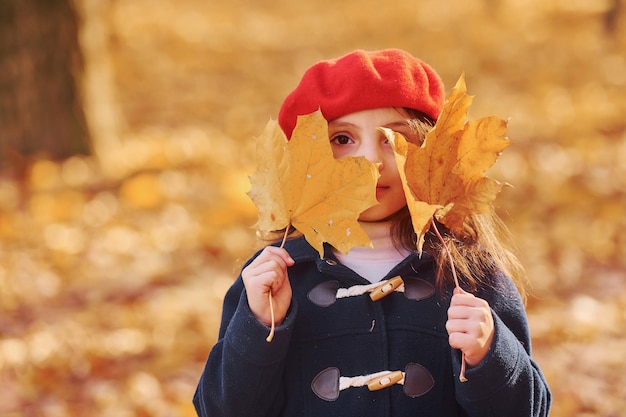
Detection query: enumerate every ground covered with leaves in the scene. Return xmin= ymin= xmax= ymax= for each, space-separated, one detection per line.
xmin=1 ymin=0 xmax=626 ymax=416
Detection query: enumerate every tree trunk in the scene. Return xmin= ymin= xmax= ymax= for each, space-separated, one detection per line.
xmin=75 ymin=0 xmax=124 ymax=177
xmin=0 ymin=0 xmax=90 ymax=170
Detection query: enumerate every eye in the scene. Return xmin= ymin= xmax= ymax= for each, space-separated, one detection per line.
xmin=330 ymin=134 xmax=353 ymax=146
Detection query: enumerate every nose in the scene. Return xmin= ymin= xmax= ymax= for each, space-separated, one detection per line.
xmin=360 ymin=140 xmax=385 ymax=165
xmin=359 ymin=136 xmax=387 ymax=172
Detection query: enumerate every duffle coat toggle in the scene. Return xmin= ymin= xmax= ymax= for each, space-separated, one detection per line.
xmin=311 ymin=363 xmax=435 ymax=401
xmin=307 ymin=275 xmax=436 ymax=307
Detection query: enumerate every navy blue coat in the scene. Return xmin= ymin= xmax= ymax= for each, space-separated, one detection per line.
xmin=193 ymin=237 xmax=551 ymax=416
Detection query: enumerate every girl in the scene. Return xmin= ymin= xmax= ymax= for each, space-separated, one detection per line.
xmin=193 ymin=49 xmax=551 ymax=416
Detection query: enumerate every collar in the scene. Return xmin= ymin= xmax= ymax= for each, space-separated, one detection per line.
xmin=281 ymin=236 xmax=434 ymax=283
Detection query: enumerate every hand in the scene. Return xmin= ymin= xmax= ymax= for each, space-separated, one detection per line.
xmin=242 ymin=246 xmax=295 ymax=327
xmin=446 ymin=287 xmax=495 ymax=367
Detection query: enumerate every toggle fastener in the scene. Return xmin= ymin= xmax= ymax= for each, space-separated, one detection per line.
xmin=369 ymin=276 xmax=404 ymax=301
xmin=311 ymin=363 xmax=435 ymax=401
xmin=366 ymin=370 xmax=404 ymax=391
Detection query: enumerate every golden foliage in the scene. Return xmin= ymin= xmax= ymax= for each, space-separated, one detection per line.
xmin=249 ymin=111 xmax=379 ymax=256
xmin=387 ymin=74 xmax=510 ymax=251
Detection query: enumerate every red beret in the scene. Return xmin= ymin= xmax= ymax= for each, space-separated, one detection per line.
xmin=278 ymin=49 xmax=445 ymax=138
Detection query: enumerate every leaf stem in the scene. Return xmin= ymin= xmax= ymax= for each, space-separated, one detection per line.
xmin=265 ymin=292 xmax=275 ymax=343
xmin=430 ymin=218 xmax=468 ymax=382
xmin=430 ymin=219 xmax=460 ymax=289
xmin=279 ymin=223 xmax=290 ymax=249
xmin=266 ymin=224 xmax=291 ymax=343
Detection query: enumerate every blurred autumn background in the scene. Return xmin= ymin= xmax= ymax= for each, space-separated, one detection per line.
xmin=1 ymin=0 xmax=625 ymax=416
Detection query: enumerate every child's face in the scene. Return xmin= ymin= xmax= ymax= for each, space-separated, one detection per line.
xmin=328 ymin=107 xmax=417 ymax=222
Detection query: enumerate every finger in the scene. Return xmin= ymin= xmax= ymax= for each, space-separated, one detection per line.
xmin=253 ymin=256 xmax=289 ymax=276
xmin=448 ymin=331 xmax=475 ymax=350
xmin=249 ymin=251 xmax=286 ymax=270
xmin=453 ymin=286 xmax=468 ymax=295
xmin=446 ymin=319 xmax=486 ymax=338
xmin=449 ymin=327 xmax=494 ymax=366
xmin=445 ymin=318 xmax=469 ymax=334
xmin=446 ymin=318 xmax=487 ymax=340
xmin=447 ymin=317 xmax=486 ymax=337
xmin=247 ymin=249 xmax=293 ymax=274
xmin=262 ymin=246 xmax=295 ymax=265
xmin=248 ymin=263 xmax=289 ymax=288
xmin=450 ymin=291 xmax=476 ymax=307
xmin=448 ymin=308 xmax=493 ymax=333
xmin=447 ymin=303 xmax=473 ymax=320
xmin=450 ymin=293 xmax=490 ymax=310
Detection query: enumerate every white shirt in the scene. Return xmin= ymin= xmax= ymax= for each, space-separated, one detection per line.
xmin=332 ymin=222 xmax=412 ymax=283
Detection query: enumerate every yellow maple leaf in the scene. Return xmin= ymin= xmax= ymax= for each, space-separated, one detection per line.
xmin=383 ymin=127 xmax=441 ymax=253
xmin=248 ymin=111 xmax=379 ymax=257
xmin=387 ymin=74 xmax=510 ymax=252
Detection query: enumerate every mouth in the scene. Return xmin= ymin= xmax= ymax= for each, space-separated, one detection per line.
xmin=375 ymin=185 xmax=390 ymax=197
